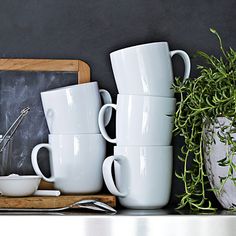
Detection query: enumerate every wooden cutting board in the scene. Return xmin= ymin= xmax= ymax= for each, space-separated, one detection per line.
xmin=0 ymin=195 xmax=116 ymax=209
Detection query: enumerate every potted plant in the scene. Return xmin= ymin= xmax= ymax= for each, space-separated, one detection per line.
xmin=174 ymin=29 xmax=236 ymax=211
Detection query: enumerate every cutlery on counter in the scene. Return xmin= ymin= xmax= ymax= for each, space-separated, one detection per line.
xmin=0 ymin=199 xmax=117 ymax=214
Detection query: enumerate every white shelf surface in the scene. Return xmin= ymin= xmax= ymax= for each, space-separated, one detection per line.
xmin=0 ymin=209 xmax=235 ymax=236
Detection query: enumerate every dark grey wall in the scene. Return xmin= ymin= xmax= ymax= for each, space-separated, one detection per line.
xmin=0 ymin=0 xmax=235 ymax=207
xmin=1 ymin=0 xmax=235 ymax=92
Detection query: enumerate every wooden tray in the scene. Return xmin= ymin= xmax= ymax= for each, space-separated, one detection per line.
xmin=0 ymin=194 xmax=116 ymax=210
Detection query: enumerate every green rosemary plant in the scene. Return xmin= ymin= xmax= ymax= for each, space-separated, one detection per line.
xmin=173 ymin=28 xmax=236 ymax=211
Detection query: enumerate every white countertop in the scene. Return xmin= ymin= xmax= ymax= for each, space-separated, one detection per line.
xmin=0 ymin=209 xmax=235 ymax=236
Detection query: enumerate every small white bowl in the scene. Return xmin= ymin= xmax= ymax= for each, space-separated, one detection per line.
xmin=0 ymin=174 xmax=41 ymax=197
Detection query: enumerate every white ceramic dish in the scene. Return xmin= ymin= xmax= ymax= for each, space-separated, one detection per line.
xmin=41 ymin=82 xmax=112 ymax=134
xmin=98 ymin=94 xmax=175 ymax=146
xmin=0 ymin=174 xmax=41 ymax=197
xmin=110 ymin=42 xmax=191 ymax=97
xmin=103 ymin=146 xmax=173 ymax=209
xmin=31 ymin=134 xmax=106 ymax=194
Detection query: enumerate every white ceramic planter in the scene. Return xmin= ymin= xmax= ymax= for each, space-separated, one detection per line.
xmin=204 ymin=117 xmax=236 ymax=209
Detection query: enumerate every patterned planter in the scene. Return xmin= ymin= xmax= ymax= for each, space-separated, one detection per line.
xmin=204 ymin=117 xmax=236 ymax=209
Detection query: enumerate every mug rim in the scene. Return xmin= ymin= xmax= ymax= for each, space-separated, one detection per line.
xmin=110 ymin=42 xmax=168 ymax=56
xmin=48 ymin=133 xmax=103 ymax=137
xmin=114 ymin=146 xmax=172 ymax=150
xmin=0 ymin=175 xmax=41 ymax=180
xmin=117 ymin=94 xmax=176 ymax=101
xmin=41 ymin=81 xmax=98 ymax=95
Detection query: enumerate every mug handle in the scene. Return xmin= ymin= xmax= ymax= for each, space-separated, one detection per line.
xmin=99 ymin=89 xmax=112 ymax=126
xmin=98 ymin=104 xmax=117 ymax=143
xmin=102 ymin=155 xmax=127 ymax=197
xmin=170 ymin=50 xmax=191 ymax=80
xmin=31 ymin=144 xmax=55 ymax=182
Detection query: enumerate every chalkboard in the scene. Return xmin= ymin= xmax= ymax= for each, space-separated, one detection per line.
xmin=0 ymin=59 xmax=90 ymax=176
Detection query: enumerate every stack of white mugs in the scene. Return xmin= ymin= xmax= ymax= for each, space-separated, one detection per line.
xmin=99 ymin=42 xmax=191 ymax=209
xmin=31 ymin=82 xmax=112 ymax=194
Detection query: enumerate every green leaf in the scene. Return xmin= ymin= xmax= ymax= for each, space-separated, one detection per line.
xmin=210 ymin=28 xmax=217 ymax=34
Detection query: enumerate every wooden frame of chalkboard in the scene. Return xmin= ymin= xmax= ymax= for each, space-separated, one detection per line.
xmin=0 ymin=58 xmax=90 ymax=83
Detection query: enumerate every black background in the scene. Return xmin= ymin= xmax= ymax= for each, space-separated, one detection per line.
xmin=0 ymin=0 xmax=235 ymax=207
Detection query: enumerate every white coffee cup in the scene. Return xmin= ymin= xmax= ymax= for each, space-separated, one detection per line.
xmin=41 ymin=82 xmax=112 ymax=134
xmin=31 ymin=134 xmax=106 ymax=194
xmin=110 ymin=42 xmax=191 ymax=97
xmin=103 ymin=146 xmax=173 ymax=209
xmin=98 ymin=94 xmax=175 ymax=145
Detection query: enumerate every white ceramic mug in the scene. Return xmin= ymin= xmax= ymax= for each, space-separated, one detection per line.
xmin=103 ymin=146 xmax=173 ymax=209
xmin=98 ymin=94 xmax=175 ymax=145
xmin=41 ymin=82 xmax=112 ymax=134
xmin=110 ymin=42 xmax=191 ymax=97
xmin=31 ymin=134 xmax=106 ymax=194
